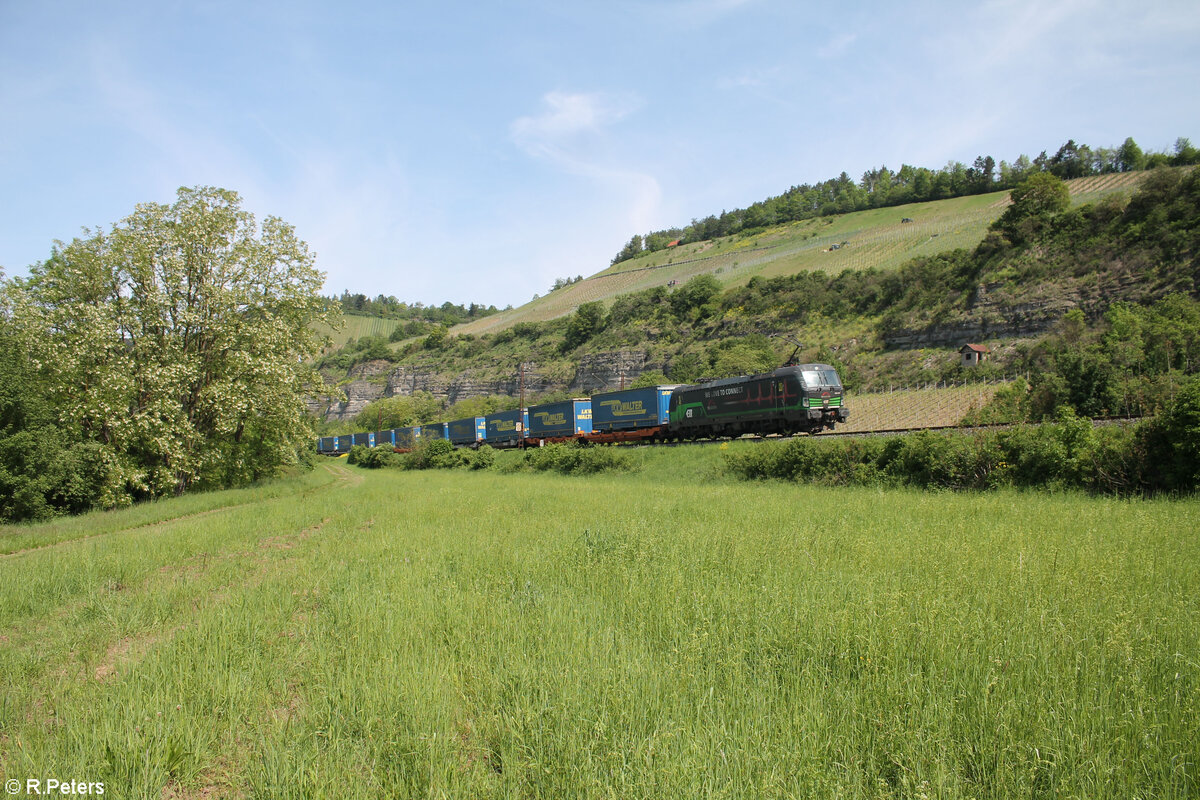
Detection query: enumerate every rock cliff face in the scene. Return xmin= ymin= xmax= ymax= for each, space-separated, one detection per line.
xmin=569 ymin=351 xmax=651 ymax=394
xmin=883 ymin=295 xmax=1073 ymax=347
xmin=882 ymin=270 xmax=1151 ymax=349
xmin=313 ymin=350 xmax=662 ymax=423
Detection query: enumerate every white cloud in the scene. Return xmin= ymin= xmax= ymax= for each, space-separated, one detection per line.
xmin=510 ymin=91 xmax=661 ymax=230
xmin=510 ymin=91 xmax=642 ymax=160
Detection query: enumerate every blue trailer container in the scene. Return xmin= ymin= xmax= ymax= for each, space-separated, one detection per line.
xmin=317 ymin=436 xmax=335 ymax=453
xmin=395 ymin=426 xmax=420 ymax=449
xmin=484 ymin=409 xmax=529 ymax=447
xmin=448 ymin=416 xmax=487 ymax=446
xmin=351 ymin=432 xmax=372 ymax=448
xmin=590 ymin=386 xmax=676 ymax=433
xmin=529 ymin=399 xmax=593 ymax=438
xmin=420 ymin=422 xmax=448 ymax=441
xmin=372 ymin=429 xmax=395 ymax=448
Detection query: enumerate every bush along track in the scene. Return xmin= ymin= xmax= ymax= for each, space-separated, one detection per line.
xmin=724 ymin=379 xmax=1200 ymax=495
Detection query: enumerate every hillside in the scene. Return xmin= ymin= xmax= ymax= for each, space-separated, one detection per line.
xmin=454 ymin=172 xmax=1148 ymax=336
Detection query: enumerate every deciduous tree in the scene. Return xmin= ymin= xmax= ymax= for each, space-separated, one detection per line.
xmin=997 ymin=172 xmax=1070 ymax=243
xmin=7 ymin=186 xmax=333 ymax=503
xmin=562 ymin=301 xmax=606 ymax=352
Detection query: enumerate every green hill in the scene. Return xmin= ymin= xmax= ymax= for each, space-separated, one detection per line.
xmin=455 ymin=172 xmax=1148 ymax=336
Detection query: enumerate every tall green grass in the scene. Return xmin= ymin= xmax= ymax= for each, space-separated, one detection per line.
xmin=1 ymin=463 xmax=1196 ymax=798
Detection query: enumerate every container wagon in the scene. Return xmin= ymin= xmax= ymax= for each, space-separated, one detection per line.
xmin=588 ymin=385 xmax=676 ymax=442
xmin=484 ymin=409 xmax=529 ymax=448
xmin=447 ymin=417 xmax=487 ymax=447
xmin=527 ymin=399 xmax=592 ymax=444
xmin=395 ymin=426 xmax=420 ymax=450
xmin=420 ymin=422 xmax=448 ymax=441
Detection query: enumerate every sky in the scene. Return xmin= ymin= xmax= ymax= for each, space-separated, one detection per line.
xmin=2 ymin=0 xmax=1199 ymax=309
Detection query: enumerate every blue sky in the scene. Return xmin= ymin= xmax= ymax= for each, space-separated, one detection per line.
xmin=2 ymin=0 xmax=1198 ymax=309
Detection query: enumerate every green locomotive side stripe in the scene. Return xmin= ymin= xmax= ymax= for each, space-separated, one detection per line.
xmin=672 ymin=398 xmax=844 ymax=422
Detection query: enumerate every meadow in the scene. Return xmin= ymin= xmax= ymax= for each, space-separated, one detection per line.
xmin=1 ymin=450 xmax=1196 ymax=798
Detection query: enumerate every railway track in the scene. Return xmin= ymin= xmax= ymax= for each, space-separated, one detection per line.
xmin=608 ymin=415 xmax=1146 ymax=449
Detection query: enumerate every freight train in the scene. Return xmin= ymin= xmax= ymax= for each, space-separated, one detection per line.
xmin=316 ymin=363 xmax=848 ymax=454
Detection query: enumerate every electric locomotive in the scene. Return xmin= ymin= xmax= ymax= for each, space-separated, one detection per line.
xmin=667 ymin=363 xmax=847 ymax=439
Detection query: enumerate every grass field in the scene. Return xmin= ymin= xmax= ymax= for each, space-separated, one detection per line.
xmin=2 ymin=454 xmax=1197 ymax=798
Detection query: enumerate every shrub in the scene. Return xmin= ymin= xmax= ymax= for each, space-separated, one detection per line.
xmin=461 ymin=445 xmax=496 ymax=470
xmin=362 ymin=448 xmax=404 ymax=469
xmin=404 ymin=438 xmax=457 ymax=470
xmin=631 ymin=370 xmax=669 ymax=389
xmin=1136 ymin=377 xmax=1200 ymax=493
xmin=723 ymin=417 xmax=1159 ymax=496
xmin=514 ymin=442 xmax=638 ymax=476
xmin=0 ymin=432 xmax=119 ymax=521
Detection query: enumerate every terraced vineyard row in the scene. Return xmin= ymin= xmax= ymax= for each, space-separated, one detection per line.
xmin=315 ymin=313 xmax=402 ymax=350
xmin=1067 ymin=171 xmax=1148 ymax=203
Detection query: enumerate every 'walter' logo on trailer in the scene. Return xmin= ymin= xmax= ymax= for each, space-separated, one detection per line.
xmin=599 ymin=400 xmax=645 ymax=417
xmin=535 ymin=412 xmax=567 ymax=426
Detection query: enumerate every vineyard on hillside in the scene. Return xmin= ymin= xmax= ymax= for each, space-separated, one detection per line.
xmin=838 ymin=381 xmax=1007 ymax=433
xmin=455 ymin=172 xmax=1152 ymax=336
xmin=315 ymin=314 xmax=401 ymax=351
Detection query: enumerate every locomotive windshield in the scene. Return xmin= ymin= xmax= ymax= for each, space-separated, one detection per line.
xmin=800 ymin=368 xmax=842 ymax=389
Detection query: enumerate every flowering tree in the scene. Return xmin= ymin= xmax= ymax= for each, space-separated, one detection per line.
xmin=6 ymin=187 xmax=334 ymax=505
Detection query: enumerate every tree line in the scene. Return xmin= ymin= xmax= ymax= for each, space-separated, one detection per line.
xmin=612 ymin=135 xmax=1199 ymax=265
xmin=333 ymin=291 xmax=502 ymax=324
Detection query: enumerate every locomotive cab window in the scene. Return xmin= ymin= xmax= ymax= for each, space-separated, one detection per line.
xmin=801 ymin=369 xmax=842 ymax=389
